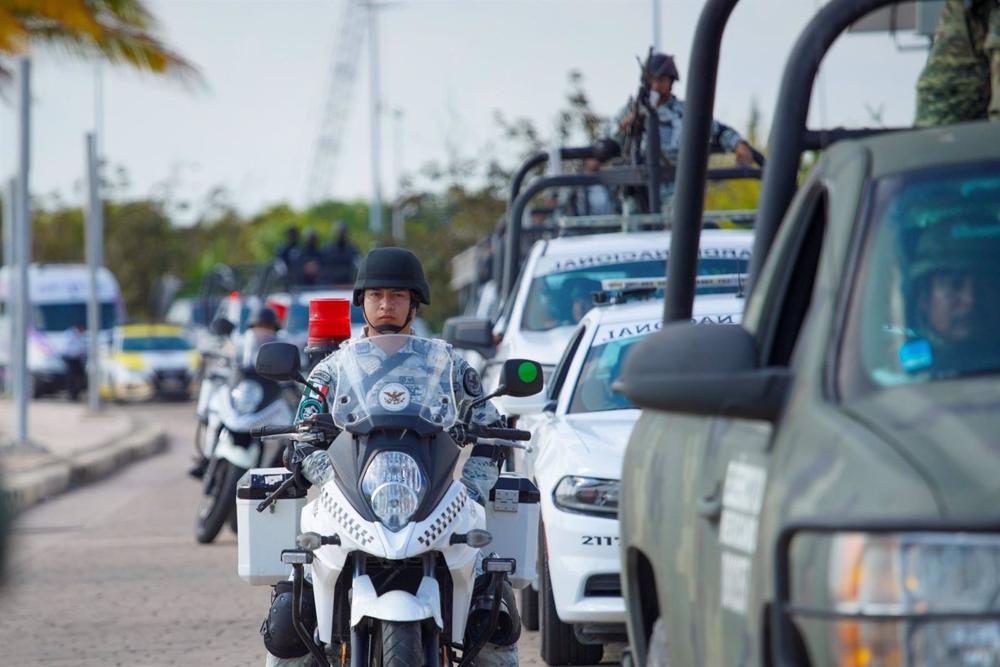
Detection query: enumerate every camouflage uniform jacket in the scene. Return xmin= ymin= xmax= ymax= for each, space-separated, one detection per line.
xmin=916 ymin=0 xmax=1000 ymax=126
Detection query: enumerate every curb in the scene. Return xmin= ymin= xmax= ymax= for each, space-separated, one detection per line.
xmin=2 ymin=422 xmax=168 ymax=514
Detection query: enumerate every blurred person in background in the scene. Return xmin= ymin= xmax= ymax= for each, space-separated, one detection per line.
xmin=276 ymin=227 xmax=301 ymax=276
xmin=322 ymin=221 xmax=360 ymax=285
xmin=294 ymin=230 xmax=325 ymax=286
xmin=62 ymin=321 xmax=88 ymax=402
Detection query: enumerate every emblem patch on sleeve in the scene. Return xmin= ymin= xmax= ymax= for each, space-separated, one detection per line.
xmin=463 ymin=367 xmax=482 ymax=396
xmin=298 ymin=398 xmax=323 ymax=420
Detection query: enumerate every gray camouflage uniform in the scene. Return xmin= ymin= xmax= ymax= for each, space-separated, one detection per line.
xmin=613 ymin=94 xmax=746 ymax=208
xmin=266 ymin=337 xmax=517 ymax=667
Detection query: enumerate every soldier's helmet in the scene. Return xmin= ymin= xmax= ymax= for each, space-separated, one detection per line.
xmin=909 ymin=214 xmax=1000 ymax=284
xmin=248 ymin=306 xmax=281 ymax=330
xmin=353 ymin=247 xmax=432 ymax=307
xmin=648 ymin=53 xmax=680 ymax=82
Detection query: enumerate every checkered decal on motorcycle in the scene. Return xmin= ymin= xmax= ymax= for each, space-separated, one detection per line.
xmin=418 ymin=489 xmax=467 ymax=546
xmin=321 ymin=490 xmax=375 ymax=547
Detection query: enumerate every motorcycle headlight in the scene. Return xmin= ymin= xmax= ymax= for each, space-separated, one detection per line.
xmin=792 ymin=532 xmax=1000 ymax=667
xmin=361 ymin=451 xmax=426 ymax=532
xmin=230 ymin=380 xmax=264 ymax=415
xmin=553 ymin=476 xmax=619 ymax=517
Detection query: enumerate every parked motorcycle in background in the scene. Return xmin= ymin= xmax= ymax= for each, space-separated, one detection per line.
xmin=194 ymin=324 xmax=297 ymax=544
xmin=239 ymin=338 xmax=544 ymax=666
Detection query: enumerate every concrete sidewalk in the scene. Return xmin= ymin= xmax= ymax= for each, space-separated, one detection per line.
xmin=0 ymin=399 xmax=167 ymax=513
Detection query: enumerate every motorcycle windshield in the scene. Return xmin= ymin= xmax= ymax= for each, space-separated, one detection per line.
xmin=332 ymin=335 xmax=458 ymax=433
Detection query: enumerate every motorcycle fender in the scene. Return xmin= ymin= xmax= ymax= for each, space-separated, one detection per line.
xmin=214 ymin=428 xmax=259 ymax=470
xmin=349 ymin=574 xmax=443 ymax=630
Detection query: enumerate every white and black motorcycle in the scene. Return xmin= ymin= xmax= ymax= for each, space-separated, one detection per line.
xmin=241 ymin=336 xmax=542 ymax=666
xmin=195 ymin=332 xmax=297 ymax=544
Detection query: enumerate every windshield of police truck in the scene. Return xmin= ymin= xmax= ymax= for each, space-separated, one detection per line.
xmin=331 ymin=335 xmax=457 ymax=431
xmin=122 ymin=336 xmax=191 ymax=352
xmin=568 ymin=329 xmax=648 ymax=413
xmin=843 ymin=163 xmax=1000 ymax=390
xmin=522 ymin=256 xmax=748 ymax=332
xmin=33 ymin=302 xmax=117 ymax=331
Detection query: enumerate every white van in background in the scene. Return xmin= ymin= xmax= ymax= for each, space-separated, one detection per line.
xmin=0 ymin=263 xmax=125 ymax=397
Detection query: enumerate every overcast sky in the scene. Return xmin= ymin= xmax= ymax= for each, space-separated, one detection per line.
xmin=0 ymin=0 xmax=930 ymax=219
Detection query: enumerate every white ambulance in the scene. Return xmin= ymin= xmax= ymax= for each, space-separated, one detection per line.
xmin=0 ymin=264 xmax=125 ymax=396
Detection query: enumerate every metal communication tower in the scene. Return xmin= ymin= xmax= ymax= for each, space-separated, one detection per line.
xmin=306 ymin=0 xmax=367 ymax=203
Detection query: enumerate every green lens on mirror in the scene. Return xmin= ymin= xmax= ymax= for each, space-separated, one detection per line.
xmin=518 ymin=362 xmax=539 ymax=383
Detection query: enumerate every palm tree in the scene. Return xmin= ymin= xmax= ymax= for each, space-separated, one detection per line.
xmin=0 ymin=0 xmax=197 ymax=81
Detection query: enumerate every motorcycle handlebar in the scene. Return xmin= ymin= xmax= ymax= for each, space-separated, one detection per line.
xmin=470 ymin=425 xmax=532 ymax=441
xmin=250 ymin=424 xmax=296 ymax=438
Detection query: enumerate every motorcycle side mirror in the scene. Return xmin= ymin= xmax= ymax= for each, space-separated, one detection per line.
xmin=496 ymin=359 xmax=544 ymax=398
xmin=209 ymin=317 xmax=235 ymax=337
xmin=255 ymin=342 xmax=303 ymax=381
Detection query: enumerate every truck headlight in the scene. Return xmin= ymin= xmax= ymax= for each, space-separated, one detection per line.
xmin=230 ymin=380 xmax=263 ymax=415
xmin=361 ymin=451 xmax=426 ymax=532
xmin=553 ymin=476 xmax=618 ymax=517
xmin=789 ymin=532 xmax=1000 ymax=667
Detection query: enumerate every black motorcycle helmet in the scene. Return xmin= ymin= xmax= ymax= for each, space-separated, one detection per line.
xmin=353 ymin=247 xmax=431 ymax=334
xmin=248 ymin=305 xmax=281 ymax=331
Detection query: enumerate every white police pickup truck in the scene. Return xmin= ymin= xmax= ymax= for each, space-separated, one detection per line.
xmin=508 ymin=277 xmax=746 ymax=665
xmin=445 ymin=224 xmax=753 ymax=411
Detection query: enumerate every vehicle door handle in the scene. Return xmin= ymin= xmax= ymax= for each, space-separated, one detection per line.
xmin=697 ymin=488 xmax=723 ymax=523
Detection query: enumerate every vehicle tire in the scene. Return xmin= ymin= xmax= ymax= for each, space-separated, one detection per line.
xmin=521 ymin=585 xmax=540 ymax=632
xmin=195 ymin=459 xmax=244 ymax=544
xmin=228 ymin=505 xmax=239 ymax=534
xmin=522 ymin=516 xmax=542 ymax=631
xmin=645 ymin=618 xmax=670 ymax=667
xmin=540 ymin=536 xmax=603 ymax=665
xmin=379 ymin=620 xmax=423 ymax=667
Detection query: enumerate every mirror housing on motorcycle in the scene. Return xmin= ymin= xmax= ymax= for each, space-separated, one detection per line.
xmin=255 ymin=341 xmax=303 ymax=381
xmin=443 ymin=316 xmax=495 ymax=356
xmin=209 ymin=317 xmax=235 ymax=337
xmin=497 ymin=359 xmax=544 ymax=398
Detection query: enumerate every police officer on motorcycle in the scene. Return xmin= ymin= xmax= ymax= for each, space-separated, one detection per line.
xmin=262 ymin=247 xmax=520 ymax=667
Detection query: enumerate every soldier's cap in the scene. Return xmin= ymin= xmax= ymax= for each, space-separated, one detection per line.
xmin=909 ymin=213 xmax=1000 ymax=281
xmin=648 ymin=53 xmax=680 ymax=82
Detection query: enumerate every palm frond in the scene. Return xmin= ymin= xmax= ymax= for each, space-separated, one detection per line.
xmin=0 ymin=0 xmax=199 ymax=83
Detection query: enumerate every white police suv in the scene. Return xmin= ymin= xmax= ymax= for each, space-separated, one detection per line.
xmin=511 ymin=277 xmax=746 ymax=665
xmin=447 ymin=223 xmax=753 ymax=409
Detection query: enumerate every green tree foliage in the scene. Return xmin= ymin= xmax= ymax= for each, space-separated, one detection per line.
xmin=0 ymin=0 xmax=197 ymax=82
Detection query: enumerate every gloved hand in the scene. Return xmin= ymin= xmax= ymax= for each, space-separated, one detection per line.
xmin=282 ymin=443 xmax=319 ymax=490
xmin=284 ymin=443 xmax=335 ymax=488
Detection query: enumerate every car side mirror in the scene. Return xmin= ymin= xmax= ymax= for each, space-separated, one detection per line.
xmin=209 ymin=317 xmax=235 ymax=337
xmin=255 ymin=342 xmax=302 ymax=382
xmin=444 ymin=316 xmax=495 ymax=356
xmin=496 ymin=359 xmax=544 ymax=398
xmin=616 ymin=323 xmax=790 ymax=422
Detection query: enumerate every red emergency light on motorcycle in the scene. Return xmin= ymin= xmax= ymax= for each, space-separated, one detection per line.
xmin=305 ymin=298 xmax=351 ymax=358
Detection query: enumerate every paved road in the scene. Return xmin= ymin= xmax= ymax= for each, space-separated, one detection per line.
xmin=0 ymin=402 xmax=617 ymax=666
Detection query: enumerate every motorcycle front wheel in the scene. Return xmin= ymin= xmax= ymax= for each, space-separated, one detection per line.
xmin=377 ymin=620 xmax=423 ymax=667
xmin=195 ymin=458 xmax=245 ymax=544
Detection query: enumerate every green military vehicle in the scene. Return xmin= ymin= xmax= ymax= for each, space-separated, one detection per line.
xmin=616 ymin=0 xmax=1000 ymax=665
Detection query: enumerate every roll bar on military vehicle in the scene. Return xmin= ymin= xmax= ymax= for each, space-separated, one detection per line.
xmin=501 ymin=163 xmax=763 ymax=303
xmin=662 ymin=0 xmax=913 ymax=324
